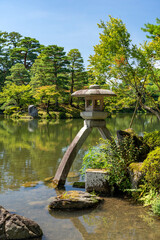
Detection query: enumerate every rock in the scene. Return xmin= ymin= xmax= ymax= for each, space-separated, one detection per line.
xmin=0 ymin=206 xmax=43 ymax=240
xmin=67 ymin=172 xmax=79 ymax=178
xmin=128 ymin=162 xmax=144 ymax=189
xmin=48 ymin=190 xmax=103 ymax=210
xmin=28 ymin=105 xmax=38 ymax=118
xmin=85 ymin=169 xmax=111 ymax=195
xmin=44 ymin=176 xmax=54 ymax=183
xmin=22 ymin=181 xmax=39 ymax=188
xmin=117 ymin=128 xmax=150 ymax=162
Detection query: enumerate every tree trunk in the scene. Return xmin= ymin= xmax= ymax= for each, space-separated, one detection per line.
xmin=46 ymin=100 xmax=51 ymax=116
xmin=70 ymin=71 xmax=74 ymax=106
xmin=54 ymin=71 xmax=59 ymax=108
xmin=139 ymin=96 xmax=160 ymax=120
xmin=129 ymin=98 xmax=139 ymax=128
xmin=24 ymin=52 xmax=27 ymax=69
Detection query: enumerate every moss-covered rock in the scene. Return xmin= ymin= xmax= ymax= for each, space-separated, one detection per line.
xmin=128 ymin=162 xmax=143 ymax=189
xmin=48 ymin=191 xmax=103 ymax=210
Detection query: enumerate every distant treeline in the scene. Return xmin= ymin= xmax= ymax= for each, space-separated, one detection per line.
xmin=0 ymin=16 xmax=160 ymax=120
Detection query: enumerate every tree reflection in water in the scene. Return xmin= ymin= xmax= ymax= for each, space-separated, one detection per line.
xmin=0 ymin=114 xmax=160 ymax=240
xmin=0 ymin=113 xmax=159 ymax=193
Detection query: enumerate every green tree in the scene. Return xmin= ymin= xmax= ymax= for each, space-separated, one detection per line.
xmin=89 ymin=16 xmax=160 ymax=121
xmin=30 ymin=56 xmax=52 ymax=88
xmin=5 ymin=63 xmax=30 ymax=85
xmin=142 ymin=18 xmax=160 ymax=39
xmin=10 ymin=37 xmax=41 ymax=69
xmin=34 ymin=85 xmax=59 ymax=115
xmin=0 ymin=31 xmax=11 ymax=89
xmin=67 ymin=49 xmax=87 ymax=105
xmin=2 ymin=31 xmax=22 ymax=48
xmin=2 ymin=31 xmax=22 ymax=67
xmin=0 ymin=84 xmax=33 ymax=110
xmin=31 ymin=45 xmax=69 ymax=107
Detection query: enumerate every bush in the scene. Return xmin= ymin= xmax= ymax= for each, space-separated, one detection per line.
xmin=81 ymin=138 xmax=136 ymax=191
xmin=141 ymin=147 xmax=160 ymax=190
xmin=59 ymin=112 xmax=66 ymax=119
xmin=4 ymin=106 xmax=20 ymax=115
xmin=143 ymin=131 xmax=160 ymax=150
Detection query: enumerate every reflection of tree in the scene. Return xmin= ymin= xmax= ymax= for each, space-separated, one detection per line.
xmin=0 ymin=119 xmax=99 ymax=192
xmin=106 ymin=113 xmax=160 ymax=136
xmin=0 ymin=114 xmax=159 ymax=193
xmin=67 ymin=198 xmax=160 ymax=240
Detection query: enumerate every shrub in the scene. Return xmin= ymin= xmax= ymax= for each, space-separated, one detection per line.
xmin=81 ymin=138 xmax=136 ymax=191
xmin=143 ymin=131 xmax=160 ymax=150
xmin=141 ymin=147 xmax=160 ymax=190
xmin=4 ymin=106 xmax=20 ymax=115
xmin=59 ymin=112 xmax=66 ymax=119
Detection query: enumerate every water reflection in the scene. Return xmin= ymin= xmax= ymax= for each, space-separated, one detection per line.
xmin=0 ymin=114 xmax=160 ymax=193
xmin=48 ymin=198 xmax=160 ymax=240
xmin=0 ymin=114 xmax=160 ymax=240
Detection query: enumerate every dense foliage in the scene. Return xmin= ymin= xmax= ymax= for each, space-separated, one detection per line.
xmin=0 ymin=16 xmax=160 ymax=118
xmin=143 ymin=131 xmax=160 ymax=150
xmin=141 ymin=147 xmax=160 ymax=190
xmin=81 ymin=130 xmax=160 ymax=216
xmin=0 ymin=31 xmax=88 ymax=115
xmin=81 ymin=136 xmax=142 ymax=191
xmin=89 ymin=16 xmax=160 ymax=120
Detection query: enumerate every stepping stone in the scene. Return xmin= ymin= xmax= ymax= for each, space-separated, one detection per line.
xmin=48 ymin=190 xmax=103 ymax=210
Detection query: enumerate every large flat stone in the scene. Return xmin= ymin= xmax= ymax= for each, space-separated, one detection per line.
xmin=48 ymin=191 xmax=103 ymax=210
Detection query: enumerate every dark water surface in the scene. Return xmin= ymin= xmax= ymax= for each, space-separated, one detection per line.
xmin=0 ymin=113 xmax=160 ymax=240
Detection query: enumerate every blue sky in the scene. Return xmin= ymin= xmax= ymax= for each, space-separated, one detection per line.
xmin=0 ymin=0 xmax=160 ymax=66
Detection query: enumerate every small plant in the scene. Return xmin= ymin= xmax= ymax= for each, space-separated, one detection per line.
xmin=140 ymin=189 xmax=158 ymax=206
xmin=151 ymin=195 xmax=160 ymax=216
xmin=59 ymin=191 xmax=80 ymax=200
xmin=90 ymin=191 xmax=99 ymax=203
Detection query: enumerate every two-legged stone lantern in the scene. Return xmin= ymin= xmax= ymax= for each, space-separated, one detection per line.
xmin=53 ymin=85 xmax=116 ymax=187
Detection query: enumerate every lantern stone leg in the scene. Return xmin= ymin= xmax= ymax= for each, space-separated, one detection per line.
xmin=53 ymin=124 xmax=92 ymax=187
xmin=53 ymin=84 xmax=117 ymax=187
xmin=97 ymin=126 xmax=112 ymax=141
xmin=53 ymin=120 xmax=113 ymax=187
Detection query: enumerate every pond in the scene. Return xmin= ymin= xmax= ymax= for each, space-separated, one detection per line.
xmin=0 ymin=113 xmax=160 ymax=240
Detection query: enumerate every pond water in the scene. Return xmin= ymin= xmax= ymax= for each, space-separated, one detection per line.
xmin=0 ymin=113 xmax=160 ymax=240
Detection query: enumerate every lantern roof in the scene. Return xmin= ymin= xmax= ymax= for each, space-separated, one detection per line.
xmin=71 ymin=84 xmax=116 ymax=97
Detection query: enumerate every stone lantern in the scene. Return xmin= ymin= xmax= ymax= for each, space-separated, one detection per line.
xmin=53 ymin=85 xmax=116 ymax=187
xmin=73 ymin=84 xmax=116 ymax=120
